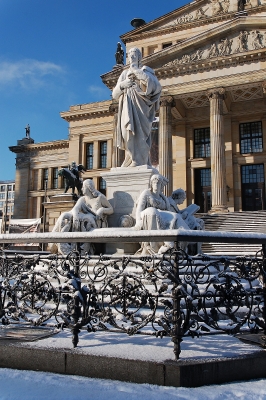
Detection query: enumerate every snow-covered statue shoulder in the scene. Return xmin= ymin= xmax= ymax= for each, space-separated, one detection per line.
xmin=134 ymin=174 xmax=190 ymax=255
xmin=112 ymin=47 xmax=161 ymax=167
xmin=51 ymin=179 xmax=113 ymax=255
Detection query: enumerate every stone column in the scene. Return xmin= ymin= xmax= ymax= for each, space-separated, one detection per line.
xmin=207 ymin=88 xmax=228 ymax=213
xmin=159 ymin=96 xmax=174 ymax=196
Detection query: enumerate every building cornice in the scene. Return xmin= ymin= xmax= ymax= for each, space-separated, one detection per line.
xmin=60 ymin=100 xmax=113 ymax=122
xmin=9 ymin=139 xmax=69 ymax=154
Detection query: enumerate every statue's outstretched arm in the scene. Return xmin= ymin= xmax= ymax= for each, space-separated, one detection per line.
xmin=96 ymin=196 xmax=113 ymax=218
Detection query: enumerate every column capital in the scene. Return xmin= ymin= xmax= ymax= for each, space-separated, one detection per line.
xmin=207 ymin=88 xmax=225 ymax=100
xmin=160 ymin=96 xmax=175 ymax=107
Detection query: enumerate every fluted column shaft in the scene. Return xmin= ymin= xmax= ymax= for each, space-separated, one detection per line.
xmin=109 ymin=102 xmax=124 ymax=168
xmin=159 ymin=96 xmax=174 ymax=196
xmin=208 ymin=88 xmax=228 ymax=213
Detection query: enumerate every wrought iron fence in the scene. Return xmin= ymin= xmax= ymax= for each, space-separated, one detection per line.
xmin=0 ymin=228 xmax=265 ymax=360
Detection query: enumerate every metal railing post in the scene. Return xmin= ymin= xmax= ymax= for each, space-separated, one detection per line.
xmin=171 ymin=245 xmax=182 ymax=360
xmin=262 ymin=244 xmax=266 ymax=337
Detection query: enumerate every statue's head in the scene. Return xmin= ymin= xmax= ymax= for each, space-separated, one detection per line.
xmin=150 ymin=174 xmax=164 ymax=194
xmin=82 ymin=179 xmax=98 ymax=197
xmin=172 ymin=188 xmax=186 ymax=205
xmin=119 ymin=214 xmax=134 ymax=228
xmin=128 ymin=47 xmax=142 ymax=67
xmin=72 ymin=161 xmax=77 ymax=168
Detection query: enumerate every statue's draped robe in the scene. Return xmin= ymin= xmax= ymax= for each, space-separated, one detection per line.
xmin=112 ymin=66 xmax=161 ymax=166
xmin=135 ymin=189 xmax=190 ymax=255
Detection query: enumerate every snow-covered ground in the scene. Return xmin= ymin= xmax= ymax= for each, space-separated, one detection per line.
xmin=0 ymin=368 xmax=266 ymax=400
xmin=24 ymin=329 xmax=262 ymax=361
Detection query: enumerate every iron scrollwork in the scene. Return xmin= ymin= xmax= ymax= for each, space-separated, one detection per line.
xmin=0 ymin=245 xmax=265 ymax=360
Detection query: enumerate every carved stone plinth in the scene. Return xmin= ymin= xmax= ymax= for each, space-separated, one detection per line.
xmin=43 ymin=194 xmax=76 ymax=232
xmin=101 ymin=165 xmax=158 ymax=253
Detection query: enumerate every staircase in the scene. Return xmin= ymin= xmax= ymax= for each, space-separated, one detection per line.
xmin=196 ymin=211 xmax=266 ymax=255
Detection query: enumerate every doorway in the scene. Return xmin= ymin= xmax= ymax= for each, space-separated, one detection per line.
xmin=194 ymin=168 xmax=212 ymax=213
xmin=241 ymin=164 xmax=265 ymax=211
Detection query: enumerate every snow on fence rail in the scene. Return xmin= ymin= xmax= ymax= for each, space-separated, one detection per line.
xmin=2 ymin=228 xmax=266 ymax=244
xmin=0 ymin=229 xmax=266 ymax=360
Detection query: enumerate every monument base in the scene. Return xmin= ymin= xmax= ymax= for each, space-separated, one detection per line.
xmin=101 ymin=165 xmax=158 ymax=254
xmin=43 ymin=193 xmax=76 ymax=232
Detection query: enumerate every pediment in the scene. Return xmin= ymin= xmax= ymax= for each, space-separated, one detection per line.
xmin=121 ymin=0 xmax=266 ymax=42
xmin=101 ymin=17 xmax=266 ymax=90
xmin=146 ymin=16 xmax=266 ymax=69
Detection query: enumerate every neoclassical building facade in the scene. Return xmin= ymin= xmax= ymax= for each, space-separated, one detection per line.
xmin=10 ymin=0 xmax=266 ymax=224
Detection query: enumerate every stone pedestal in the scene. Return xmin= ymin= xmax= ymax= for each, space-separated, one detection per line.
xmin=43 ymin=193 xmax=76 ymax=232
xmin=101 ymin=165 xmax=158 ymax=254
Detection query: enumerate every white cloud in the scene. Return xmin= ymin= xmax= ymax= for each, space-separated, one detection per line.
xmin=0 ymin=59 xmax=64 ymax=89
xmin=88 ymin=84 xmax=110 ymax=98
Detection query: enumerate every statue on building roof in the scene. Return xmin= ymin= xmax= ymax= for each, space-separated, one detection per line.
xmin=115 ymin=42 xmax=124 ymax=65
xmin=112 ymin=47 xmax=161 ymax=167
xmin=25 ymin=124 xmax=30 ymax=138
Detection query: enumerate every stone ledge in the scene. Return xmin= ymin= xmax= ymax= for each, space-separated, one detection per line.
xmin=0 ymin=340 xmax=265 ymax=387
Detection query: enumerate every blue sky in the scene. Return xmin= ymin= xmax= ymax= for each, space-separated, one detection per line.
xmin=0 ymin=0 xmax=186 ymax=180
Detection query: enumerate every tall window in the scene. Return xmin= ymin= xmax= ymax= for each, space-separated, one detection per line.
xmin=53 ymin=168 xmax=58 ymax=189
xmin=241 ymin=164 xmax=264 ymax=184
xmin=100 ymin=141 xmax=107 ymax=168
xmin=0 ymin=186 xmax=5 ymax=192
xmin=42 ymin=168 xmax=48 ymax=190
xmin=194 ymin=128 xmax=210 ymax=158
xmin=86 ymin=143 xmax=94 ymax=169
xmin=7 ymin=185 xmax=12 ymax=191
xmin=240 ymin=121 xmax=263 ymax=154
xmin=99 ymin=177 xmax=106 ymax=196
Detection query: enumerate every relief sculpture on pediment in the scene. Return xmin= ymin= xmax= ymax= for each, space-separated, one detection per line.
xmin=235 ymin=31 xmax=249 ymax=53
xmin=164 ymin=29 xmax=266 ymax=68
xmin=161 ymin=0 xmax=263 ymax=30
xmin=163 ymin=0 xmax=233 ymax=28
xmin=218 ymin=37 xmax=233 ymax=55
xmin=195 ymin=7 xmax=206 ymax=19
xmin=251 ymin=30 xmax=264 ymax=50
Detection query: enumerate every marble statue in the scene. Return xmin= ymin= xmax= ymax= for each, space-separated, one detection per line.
xmin=134 ymin=174 xmax=190 ymax=255
xmin=51 ymin=179 xmax=113 ymax=255
xmin=112 ymin=47 xmax=161 ymax=167
xmin=169 ymin=188 xmax=204 ymax=253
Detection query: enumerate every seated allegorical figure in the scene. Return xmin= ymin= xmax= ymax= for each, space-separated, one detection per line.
xmin=51 ymin=179 xmax=113 ymax=255
xmin=134 ymin=174 xmax=190 ymax=255
xmin=169 ymin=188 xmax=204 ymax=230
xmin=169 ymin=188 xmax=205 ymax=253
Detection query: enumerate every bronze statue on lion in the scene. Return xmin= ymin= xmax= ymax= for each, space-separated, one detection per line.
xmin=58 ymin=161 xmax=86 ymax=196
